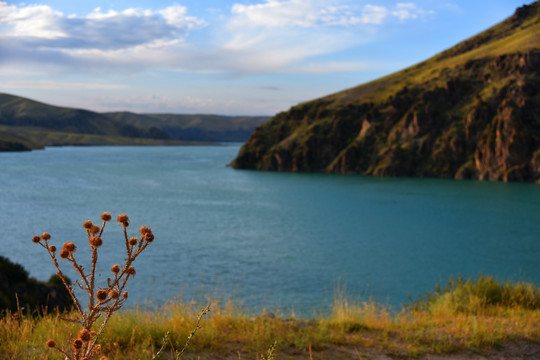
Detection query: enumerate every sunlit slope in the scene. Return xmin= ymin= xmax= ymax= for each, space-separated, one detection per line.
xmin=231 ymin=2 xmax=540 ymax=183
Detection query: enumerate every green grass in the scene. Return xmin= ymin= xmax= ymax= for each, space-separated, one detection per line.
xmin=0 ymin=125 xmax=213 ymax=148
xmin=2 ymin=276 xmax=540 ymax=359
xmin=313 ymin=3 xmax=540 ymax=108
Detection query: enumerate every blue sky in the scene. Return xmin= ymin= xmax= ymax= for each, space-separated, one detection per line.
xmin=0 ymin=0 xmax=531 ymax=115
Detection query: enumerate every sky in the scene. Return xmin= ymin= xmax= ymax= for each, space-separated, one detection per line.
xmin=0 ymin=0 xmax=532 ymax=115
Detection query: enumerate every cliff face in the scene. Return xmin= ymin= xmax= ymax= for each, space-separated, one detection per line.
xmin=231 ymin=3 xmax=540 ymax=183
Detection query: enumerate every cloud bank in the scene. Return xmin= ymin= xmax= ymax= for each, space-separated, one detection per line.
xmin=0 ymin=1 xmax=432 ymax=76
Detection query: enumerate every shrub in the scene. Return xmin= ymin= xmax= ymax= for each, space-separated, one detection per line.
xmin=32 ymin=212 xmax=155 ymax=360
xmin=411 ymin=275 xmax=540 ymax=314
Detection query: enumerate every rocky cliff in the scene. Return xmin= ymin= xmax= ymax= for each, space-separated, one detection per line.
xmin=231 ymin=2 xmax=540 ymax=183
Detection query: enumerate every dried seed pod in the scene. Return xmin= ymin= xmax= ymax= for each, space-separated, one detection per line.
xmin=63 ymin=242 xmax=76 ymax=252
xmin=144 ymin=233 xmax=155 ymax=243
xmin=110 ymin=290 xmax=120 ymax=299
xmin=101 ymin=212 xmax=112 ymax=221
xmin=90 ymin=236 xmax=103 ymax=248
xmin=83 ymin=220 xmax=93 ymax=229
xmin=111 ymin=264 xmax=120 ymax=273
xmin=32 ymin=236 xmax=41 ymax=243
xmin=46 ymin=339 xmax=56 ymax=348
xmin=117 ymin=214 xmax=129 ymax=226
xmin=78 ymin=329 xmax=91 ymax=342
xmin=128 ymin=237 xmax=138 ymax=246
xmin=72 ymin=338 xmax=83 ymax=349
xmin=41 ymin=232 xmax=51 ymax=241
xmin=139 ymin=225 xmax=151 ymax=235
xmin=96 ymin=289 xmax=108 ymax=301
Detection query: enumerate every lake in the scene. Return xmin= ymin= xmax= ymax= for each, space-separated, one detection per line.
xmin=1 ymin=145 xmax=539 ymax=316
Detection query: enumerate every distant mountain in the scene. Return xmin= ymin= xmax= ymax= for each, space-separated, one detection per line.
xmin=105 ymin=112 xmax=269 ymax=142
xmin=0 ymin=93 xmax=269 ymax=150
xmin=0 ymin=93 xmax=164 ymax=138
xmin=231 ymin=2 xmax=540 ymax=183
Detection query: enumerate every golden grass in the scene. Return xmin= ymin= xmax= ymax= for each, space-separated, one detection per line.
xmin=3 ymin=280 xmax=540 ymax=360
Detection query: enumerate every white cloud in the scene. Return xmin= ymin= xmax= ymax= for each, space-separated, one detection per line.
xmin=391 ymin=3 xmax=434 ymax=21
xmin=0 ymin=1 xmax=432 ymax=77
xmin=0 ymin=2 xmax=66 ymax=38
xmin=0 ymin=2 xmax=205 ymax=47
xmin=228 ymin=0 xmax=393 ymax=28
xmin=0 ymin=79 xmax=126 ymax=90
xmin=357 ymin=4 xmax=388 ymax=25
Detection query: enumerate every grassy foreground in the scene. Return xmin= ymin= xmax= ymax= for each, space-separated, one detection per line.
xmin=2 ymin=276 xmax=540 ymax=360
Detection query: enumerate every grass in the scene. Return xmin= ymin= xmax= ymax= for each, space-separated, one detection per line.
xmin=0 ymin=125 xmax=214 ymax=148
xmin=2 ymin=276 xmax=540 ymax=359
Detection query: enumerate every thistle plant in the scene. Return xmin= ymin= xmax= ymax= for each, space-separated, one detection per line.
xmin=32 ymin=212 xmax=154 ymax=360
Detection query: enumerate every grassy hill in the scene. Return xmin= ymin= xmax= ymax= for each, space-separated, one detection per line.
xmin=0 ymin=93 xmax=269 ymax=150
xmin=106 ymin=112 xmax=269 ymax=142
xmin=231 ymin=2 xmax=540 ymax=183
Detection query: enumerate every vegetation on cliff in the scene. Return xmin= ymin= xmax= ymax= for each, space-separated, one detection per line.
xmin=231 ymin=2 xmax=540 ymax=183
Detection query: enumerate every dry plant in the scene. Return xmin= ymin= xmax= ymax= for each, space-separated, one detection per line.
xmin=32 ymin=212 xmax=155 ymax=360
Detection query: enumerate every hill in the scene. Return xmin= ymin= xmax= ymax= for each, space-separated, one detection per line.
xmin=0 ymin=93 xmax=175 ymax=149
xmin=0 ymin=93 xmax=269 ymax=150
xmin=105 ymin=112 xmax=269 ymax=142
xmin=231 ymin=2 xmax=540 ymax=183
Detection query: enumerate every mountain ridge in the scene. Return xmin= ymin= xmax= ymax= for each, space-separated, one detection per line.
xmin=231 ymin=2 xmax=540 ymax=183
xmin=0 ymin=93 xmax=269 ymax=150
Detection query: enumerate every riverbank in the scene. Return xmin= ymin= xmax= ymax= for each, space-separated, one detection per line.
xmin=2 ymin=276 xmax=540 ymax=359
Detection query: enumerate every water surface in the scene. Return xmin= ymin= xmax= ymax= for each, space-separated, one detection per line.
xmin=1 ymin=145 xmax=539 ymax=316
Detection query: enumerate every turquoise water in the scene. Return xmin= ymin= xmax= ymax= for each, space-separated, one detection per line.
xmin=1 ymin=145 xmax=540 ymax=316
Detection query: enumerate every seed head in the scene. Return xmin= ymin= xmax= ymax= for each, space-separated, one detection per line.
xmin=139 ymin=225 xmax=151 ymax=235
xmin=78 ymin=329 xmax=91 ymax=342
xmin=59 ymin=249 xmax=70 ymax=259
xmin=111 ymin=264 xmax=120 ymax=273
xmin=128 ymin=237 xmax=138 ymax=246
xmin=127 ymin=266 xmax=136 ymax=276
xmin=117 ymin=214 xmax=129 ymax=226
xmin=32 ymin=236 xmax=41 ymax=243
xmin=63 ymin=242 xmax=76 ymax=252
xmin=101 ymin=212 xmax=112 ymax=221
xmin=41 ymin=232 xmax=51 ymax=241
xmin=91 ymin=225 xmax=100 ymax=234
xmin=96 ymin=289 xmax=108 ymax=301
xmin=49 ymin=245 xmax=57 ymax=252
xmin=90 ymin=236 xmax=103 ymax=248
xmin=72 ymin=338 xmax=83 ymax=349
xmin=144 ymin=233 xmax=155 ymax=243
xmin=110 ymin=290 xmax=120 ymax=299
xmin=122 ymin=291 xmax=128 ymax=299
xmin=46 ymin=339 xmax=56 ymax=348
xmin=83 ymin=220 xmax=93 ymax=229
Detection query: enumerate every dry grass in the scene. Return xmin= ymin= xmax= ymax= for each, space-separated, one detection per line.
xmin=2 ymin=277 xmax=540 ymax=359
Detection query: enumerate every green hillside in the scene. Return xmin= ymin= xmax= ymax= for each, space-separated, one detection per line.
xmin=0 ymin=93 xmax=269 ymax=150
xmin=106 ymin=112 xmax=269 ymax=142
xmin=0 ymin=93 xmax=160 ymax=138
xmin=231 ymin=2 xmax=540 ymax=183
